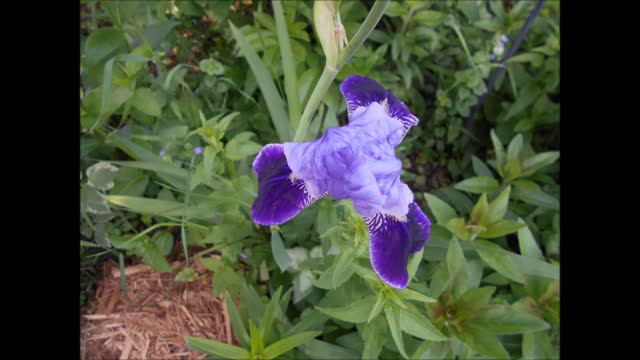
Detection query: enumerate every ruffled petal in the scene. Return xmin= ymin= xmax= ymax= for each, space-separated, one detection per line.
xmin=339 ymin=74 xmax=419 ymax=140
xmin=251 ymin=144 xmax=324 ymax=226
xmin=365 ymin=202 xmax=431 ymax=289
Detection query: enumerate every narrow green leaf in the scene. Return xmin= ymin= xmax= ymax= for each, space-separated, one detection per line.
xmin=523 ymin=330 xmax=554 ymax=359
xmin=367 ymin=294 xmax=386 ymax=323
xmin=445 ymin=217 xmax=473 ymax=241
xmin=486 ymin=186 xmax=511 ymax=224
xmin=522 ymin=151 xmax=560 ymax=176
xmin=454 ymin=176 xmax=499 ymax=194
xmin=454 ymin=331 xmax=509 ymax=360
xmin=465 ymin=305 xmax=550 ymax=334
xmin=400 ymin=305 xmax=448 ymax=341
xmin=316 ymin=296 xmax=377 ymax=323
xmin=362 ymin=316 xmax=388 ymax=359
xmin=259 ymin=286 xmax=283 ymax=342
xmin=185 ymin=336 xmax=250 ymax=359
xmin=229 ymin=21 xmax=291 ymax=141
xmin=332 ymin=247 xmax=355 ymax=289
xmin=480 ymin=220 xmax=526 ymax=239
xmin=470 ymin=193 xmax=489 ymax=225
xmin=512 ymin=180 xmax=559 ymax=210
xmin=303 ymin=339 xmax=360 ymax=359
xmin=474 ymin=240 xmax=525 ymax=283
xmin=490 ymin=129 xmax=505 ymax=176
xmin=506 ymin=134 xmax=523 ymax=163
xmin=273 ymin=0 xmax=300 ymax=127
xmin=401 ymin=289 xmax=436 ymax=303
xmin=407 ymin=248 xmax=424 ymax=282
xmin=143 ymin=246 xmax=173 ymax=272
xmin=102 ymin=195 xmax=183 ymax=216
xmin=384 ymin=304 xmax=408 ymax=359
xmin=249 ymin=320 xmax=264 ymax=356
xmin=471 ymin=155 xmax=493 ymax=177
xmin=110 ymin=160 xmax=188 ymax=179
xmin=447 ymin=236 xmax=468 ymax=289
xmin=424 ymin=193 xmax=457 ymax=224
xmin=455 ymin=286 xmax=496 ymax=320
xmin=517 ymin=221 xmax=544 ymax=260
xmin=263 ymin=331 xmax=322 ymax=358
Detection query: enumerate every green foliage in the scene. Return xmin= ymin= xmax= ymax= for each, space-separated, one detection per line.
xmin=81 ymin=1 xmax=559 ymax=358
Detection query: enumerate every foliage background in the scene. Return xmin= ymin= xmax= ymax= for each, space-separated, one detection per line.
xmin=80 ymin=1 xmax=559 ymax=358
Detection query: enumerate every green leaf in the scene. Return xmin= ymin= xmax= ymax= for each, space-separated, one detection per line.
xmin=455 ymin=286 xmax=496 ymax=320
xmin=471 ymin=155 xmax=493 ymax=177
xmin=84 ymin=28 xmax=128 ymax=71
xmin=454 ymin=176 xmax=499 ymax=194
xmin=152 ymin=231 xmax=173 ymax=256
xmin=143 ymin=246 xmax=173 ymax=272
xmin=174 ymin=267 xmax=198 ymax=282
xmin=522 ymin=151 xmax=559 ymax=176
xmin=273 ymin=0 xmax=300 ymax=128
xmin=445 ymin=218 xmax=473 ymax=241
xmin=81 ymin=185 xmax=110 ymax=215
xmin=131 ymin=87 xmax=162 ymax=117
xmin=249 ymin=320 xmax=264 ymax=356
xmin=229 ymin=21 xmax=292 ymax=141
xmin=523 ymin=330 xmax=554 ymax=359
xmin=490 ymin=129 xmax=505 ymax=176
xmin=362 ymin=316 xmax=388 ymax=359
xmin=506 ymin=134 xmax=523 ymax=163
xmin=400 ymin=305 xmax=448 ymax=341
xmin=316 ymin=296 xmax=377 ymax=323
xmin=454 ymin=331 xmax=509 ymax=360
xmin=512 ymin=180 xmax=559 ymax=210
xmin=384 ymin=304 xmax=408 ymax=359
xmin=224 ymin=291 xmax=251 ymax=349
xmin=110 ymin=160 xmax=188 ymax=179
xmin=212 ymin=266 xmax=243 ymax=297
xmin=102 ymin=195 xmax=183 ymax=216
xmin=479 ymin=219 xmax=525 ymax=239
xmin=465 ymin=305 xmax=550 ymax=334
xmin=141 ymin=20 xmax=180 ymax=48
xmin=401 ymin=289 xmax=436 ymax=304
xmin=517 ymin=221 xmax=544 ymax=260
xmin=86 ymin=161 xmax=119 ymax=191
xmin=474 ymin=240 xmax=525 ymax=283
xmin=424 ymin=193 xmax=457 ymax=224
xmin=413 ymin=10 xmax=447 ymax=26
xmin=303 ymin=339 xmax=360 ymax=359
xmin=447 ymin=237 xmax=468 ymax=297
xmin=367 ymin=294 xmax=386 ymax=323
xmin=470 ymin=193 xmax=489 ymax=225
xmin=263 ymin=331 xmax=322 ymax=358
xmin=259 ymin=287 xmax=283 ymax=342
xmin=271 ymin=231 xmax=291 ymax=272
xmin=407 ymin=248 xmax=424 ymax=282
xmin=185 ymin=336 xmax=250 ymax=359
xmin=486 ymin=186 xmax=511 ymax=224
xmin=225 ymin=132 xmax=263 ymax=160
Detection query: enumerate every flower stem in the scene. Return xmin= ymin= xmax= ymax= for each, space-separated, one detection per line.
xmin=293 ymin=0 xmax=390 ymax=143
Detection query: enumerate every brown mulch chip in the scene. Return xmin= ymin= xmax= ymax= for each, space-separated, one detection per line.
xmin=81 ymin=257 xmax=235 ymax=360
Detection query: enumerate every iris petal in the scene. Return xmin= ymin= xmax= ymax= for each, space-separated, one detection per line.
xmin=365 ymin=202 xmax=431 ymax=289
xmin=251 ymin=144 xmax=324 ymax=226
xmin=339 ymin=74 xmax=419 ymax=140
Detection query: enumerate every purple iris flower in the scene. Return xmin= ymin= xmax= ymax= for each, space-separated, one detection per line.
xmin=194 ymin=146 xmax=203 ymax=155
xmin=251 ymin=75 xmax=431 ymax=289
xmin=500 ymin=34 xmax=509 ymax=44
xmin=160 ymin=149 xmax=167 ymax=157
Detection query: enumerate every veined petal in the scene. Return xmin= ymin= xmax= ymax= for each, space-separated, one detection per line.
xmin=339 ymin=74 xmax=419 ymax=140
xmin=365 ymin=202 xmax=431 ymax=289
xmin=251 ymin=144 xmax=324 ymax=226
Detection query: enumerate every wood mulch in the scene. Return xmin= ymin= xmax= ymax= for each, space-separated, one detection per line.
xmin=80 ymin=256 xmax=236 ymax=360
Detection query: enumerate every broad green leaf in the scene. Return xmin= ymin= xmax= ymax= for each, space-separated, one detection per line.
xmin=522 ymin=329 xmax=554 ymax=359
xmin=400 ymin=305 xmax=448 ymax=341
xmin=506 ymin=134 xmax=523 ymax=163
xmin=152 ymin=231 xmax=173 ymax=256
xmin=316 ymin=296 xmax=377 ymax=323
xmin=174 ymin=267 xmax=198 ymax=282
xmin=512 ymin=180 xmax=560 ymax=210
xmin=141 ymin=20 xmax=180 ymax=48
xmin=224 ymin=290 xmax=251 ymax=349
xmin=111 ymin=168 xmax=149 ymax=197
xmin=110 ymin=234 xmax=148 ymax=250
xmin=303 ymin=339 xmax=360 ymax=359
xmin=212 ymin=266 xmax=243 ymax=297
xmin=225 ymin=132 xmax=263 ymax=160
xmin=384 ymin=304 xmax=408 ymax=359
xmin=86 ymin=161 xmax=119 ymax=191
xmin=454 ymin=331 xmax=509 ymax=360
xmin=424 ymin=193 xmax=457 ymax=224
xmin=465 ymin=305 xmax=550 ymax=334
xmin=131 ymin=87 xmax=162 ymax=116
xmin=474 ymin=240 xmax=525 ymax=283
xmin=185 ymin=336 xmax=250 ymax=359
xmin=143 ymin=246 xmax=173 ymax=272
xmin=413 ymin=10 xmax=447 ymax=26
xmin=455 ymin=286 xmax=496 ymax=320
xmin=332 ymin=248 xmax=355 ymax=289
xmin=263 ymin=331 xmax=322 ymax=358
xmin=229 ymin=21 xmax=292 ymax=141
xmin=454 ymin=176 xmax=499 ymax=194
xmin=522 ymin=151 xmax=559 ymax=176
xmin=445 ymin=217 xmax=473 ymax=241
xmin=486 ymin=186 xmax=511 ymax=224
xmin=362 ymin=316 xmax=388 ymax=359
xmin=471 ymin=155 xmax=493 ymax=177
xmin=271 ymin=231 xmax=291 ymax=272
xmin=490 ymin=129 xmax=505 ymax=176
xmin=479 ymin=220 xmax=526 ymax=239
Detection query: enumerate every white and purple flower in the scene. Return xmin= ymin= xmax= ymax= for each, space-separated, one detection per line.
xmin=251 ymin=75 xmax=431 ymax=289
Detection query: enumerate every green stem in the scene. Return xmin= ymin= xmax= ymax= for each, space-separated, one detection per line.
xmin=293 ymin=0 xmax=390 ymax=142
